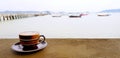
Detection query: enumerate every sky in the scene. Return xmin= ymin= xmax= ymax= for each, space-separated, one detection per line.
xmin=0 ymin=0 xmax=120 ymax=12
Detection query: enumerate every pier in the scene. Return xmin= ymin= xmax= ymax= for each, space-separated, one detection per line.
xmin=0 ymin=13 xmax=45 ymax=21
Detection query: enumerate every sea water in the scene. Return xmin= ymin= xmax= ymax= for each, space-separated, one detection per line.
xmin=0 ymin=13 xmax=120 ymax=38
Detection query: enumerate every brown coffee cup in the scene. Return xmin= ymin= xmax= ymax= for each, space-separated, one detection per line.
xmin=19 ymin=31 xmax=45 ymax=50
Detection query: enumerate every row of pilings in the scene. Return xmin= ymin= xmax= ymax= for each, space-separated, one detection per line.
xmin=0 ymin=13 xmax=44 ymax=22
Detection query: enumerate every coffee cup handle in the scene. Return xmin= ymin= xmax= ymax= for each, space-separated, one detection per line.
xmin=39 ymin=35 xmax=46 ymax=43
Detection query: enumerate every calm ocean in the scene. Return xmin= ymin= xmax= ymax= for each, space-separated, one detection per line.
xmin=0 ymin=13 xmax=120 ymax=38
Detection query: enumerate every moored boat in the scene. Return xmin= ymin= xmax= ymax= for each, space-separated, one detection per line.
xmin=69 ymin=14 xmax=82 ymax=18
xmin=97 ymin=13 xmax=110 ymax=16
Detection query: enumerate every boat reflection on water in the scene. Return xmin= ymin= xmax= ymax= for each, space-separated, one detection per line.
xmin=51 ymin=14 xmax=62 ymax=17
xmin=52 ymin=15 xmax=61 ymax=17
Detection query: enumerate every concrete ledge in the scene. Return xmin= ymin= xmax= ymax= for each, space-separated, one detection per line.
xmin=0 ymin=39 xmax=120 ymax=58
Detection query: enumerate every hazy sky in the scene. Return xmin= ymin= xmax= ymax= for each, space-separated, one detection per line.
xmin=0 ymin=0 xmax=120 ymax=12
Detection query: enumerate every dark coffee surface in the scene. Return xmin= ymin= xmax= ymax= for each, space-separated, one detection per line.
xmin=19 ymin=35 xmax=33 ymax=39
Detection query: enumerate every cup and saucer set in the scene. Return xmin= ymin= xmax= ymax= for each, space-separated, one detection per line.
xmin=11 ymin=31 xmax=47 ymax=52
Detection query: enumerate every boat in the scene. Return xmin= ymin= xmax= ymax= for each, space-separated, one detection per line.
xmin=97 ymin=13 xmax=110 ymax=16
xmin=69 ymin=14 xmax=82 ymax=18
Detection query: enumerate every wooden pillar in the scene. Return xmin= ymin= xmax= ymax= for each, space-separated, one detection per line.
xmin=17 ymin=15 xmax=20 ymax=19
xmin=9 ymin=16 xmax=11 ymax=20
xmin=11 ymin=15 xmax=14 ymax=19
xmin=3 ymin=16 xmax=5 ymax=21
xmin=14 ymin=15 xmax=17 ymax=19
xmin=0 ymin=16 xmax=1 ymax=21
xmin=5 ymin=16 xmax=7 ymax=20
xmin=0 ymin=16 xmax=3 ymax=21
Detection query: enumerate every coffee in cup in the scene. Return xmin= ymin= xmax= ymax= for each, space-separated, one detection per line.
xmin=19 ymin=31 xmax=45 ymax=50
